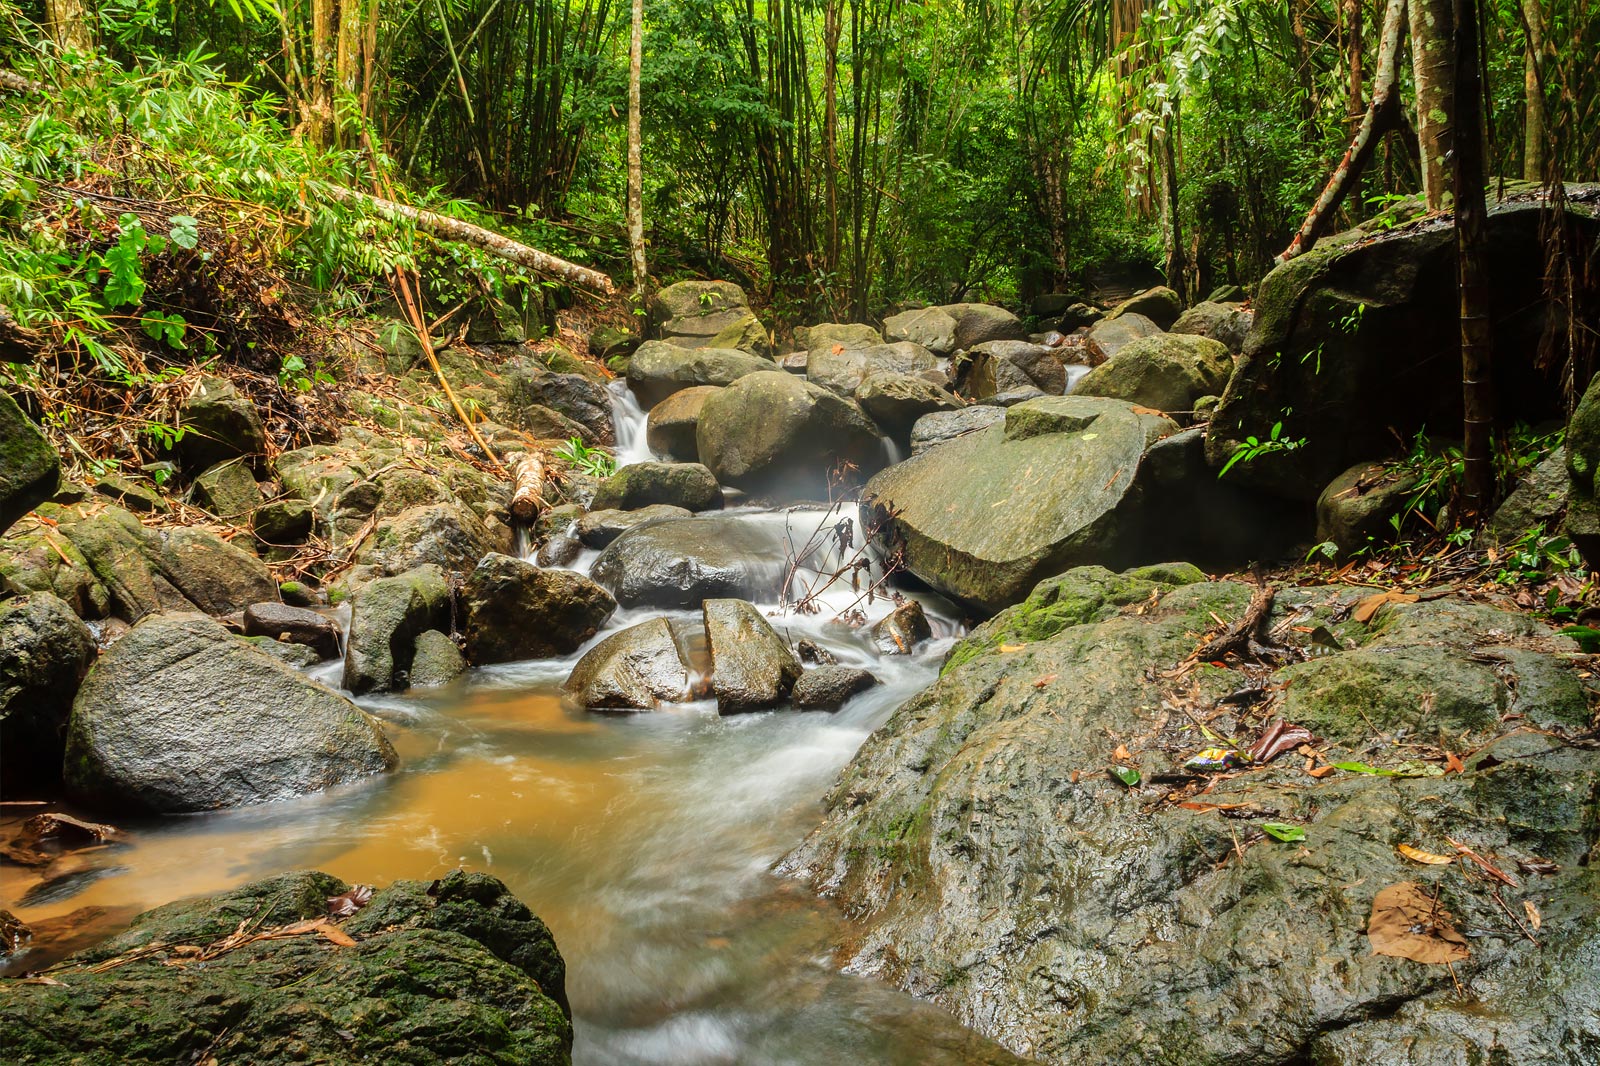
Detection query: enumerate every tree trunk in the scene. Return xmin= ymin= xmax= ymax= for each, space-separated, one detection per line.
xmin=510 ymin=454 xmax=548 ymax=523
xmin=44 ymin=0 xmax=94 ymax=54
xmin=1454 ymin=0 xmax=1494 ymax=515
xmin=1279 ymin=0 xmax=1408 ymax=263
xmin=1521 ymin=0 xmax=1546 ymax=182
xmin=626 ymin=0 xmax=647 ymax=297
xmin=308 ymin=0 xmax=337 ymax=147
xmin=1346 ymin=0 xmax=1365 ymax=120
xmin=1410 ymin=0 xmax=1456 ymax=210
xmin=822 ymin=0 xmax=841 ymax=275
xmin=1159 ymin=105 xmax=1185 ymax=299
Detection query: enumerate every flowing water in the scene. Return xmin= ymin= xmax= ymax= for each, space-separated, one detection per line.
xmin=0 ymin=387 xmax=1025 ymax=1065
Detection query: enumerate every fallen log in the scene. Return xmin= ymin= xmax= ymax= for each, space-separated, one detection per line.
xmin=321 ymin=184 xmax=615 ymax=294
xmin=0 ymin=70 xmax=44 ymax=94
xmin=510 ymin=452 xmax=548 ymax=523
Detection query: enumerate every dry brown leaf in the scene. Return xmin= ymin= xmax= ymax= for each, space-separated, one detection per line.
xmin=1307 ymin=765 xmax=1336 ymax=778
xmin=1397 ymin=844 xmax=1455 ymax=866
xmin=1112 ymin=744 xmax=1132 ymax=761
xmin=1353 ymin=590 xmax=1420 ymax=624
xmin=318 ymin=925 xmax=358 ymax=948
xmin=998 ymin=643 xmax=1027 ymax=653
xmin=1446 ymin=837 xmax=1520 ymax=887
xmin=1445 ymin=751 xmax=1465 ymax=774
xmin=1033 ymin=673 xmax=1058 ymax=688
xmin=1523 ymin=900 xmax=1542 ymax=931
xmin=1368 ymin=881 xmax=1470 ymax=964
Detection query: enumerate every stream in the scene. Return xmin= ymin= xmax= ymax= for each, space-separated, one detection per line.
xmin=0 ymin=384 xmax=1026 ymax=1065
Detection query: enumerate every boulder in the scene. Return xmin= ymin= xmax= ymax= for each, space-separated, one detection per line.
xmin=1170 ymin=300 xmax=1253 ymax=354
xmin=0 ymin=522 xmax=111 ymax=618
xmin=1056 ymin=302 xmax=1104 ymax=332
xmin=92 ymin=472 xmax=168 ymax=513
xmin=499 ymin=366 xmax=615 ymax=445
xmin=591 ymin=462 xmax=723 ymax=513
xmin=1315 ymin=462 xmax=1421 ymax=557
xmin=1084 ymin=313 xmax=1163 ymax=364
xmin=461 ymin=553 xmax=615 ymax=664
xmin=0 ymin=390 xmax=57 ymax=534
xmin=342 ymin=564 xmax=452 ymax=694
xmin=883 ymin=307 xmax=959 ymax=355
xmin=807 ymin=341 xmax=940 ymax=397
xmin=626 ymin=341 xmax=774 ymax=407
xmin=409 ymin=629 xmax=467 ymax=687
xmin=651 ymin=280 xmax=769 ymax=354
xmin=869 ymin=599 xmax=932 ymax=654
xmin=645 ymin=386 xmax=721 ymax=462
xmin=938 ymin=303 xmax=1027 ymax=349
xmin=697 ymin=371 xmax=887 ymax=498
xmin=1073 ymin=333 xmax=1233 ymax=412
xmin=174 ymin=375 xmax=267 ymax=473
xmin=190 ymin=460 xmax=262 ymax=521
xmin=575 ymin=504 xmax=691 ymax=548
xmin=242 ymin=602 xmax=342 ymax=660
xmin=965 ymin=341 xmax=1068 ymax=398
xmin=536 ymin=534 xmax=582 ymax=567
xmin=909 ymin=405 xmax=1006 ymax=456
xmin=500 ymin=402 xmax=594 ymax=444
xmin=1482 ymin=452 xmax=1569 ymax=547
xmin=703 ymin=598 xmax=802 ymax=713
xmin=351 ymin=501 xmax=498 ymax=580
xmin=783 ymin=577 xmax=1600 ymax=1065
xmin=856 ymin=374 xmax=965 ymax=438
xmin=65 ymin=613 xmax=395 ymax=812
xmin=253 ymin=498 xmax=315 ymax=544
xmin=562 ymin=617 xmax=696 ymax=711
xmin=591 ymin=514 xmax=789 ymax=608
xmin=795 ymin=322 xmax=884 ymax=351
xmin=1102 ymin=285 xmax=1182 ymax=329
xmin=861 ymin=397 xmax=1179 ymax=613
xmin=792 ymin=665 xmax=878 ymax=710
xmin=155 ymin=527 xmax=280 ymax=615
xmin=0 ymin=592 xmax=95 ymax=786
xmin=0 ymin=870 xmax=572 ymax=1065
xmin=1209 ymin=188 xmax=1599 ymax=499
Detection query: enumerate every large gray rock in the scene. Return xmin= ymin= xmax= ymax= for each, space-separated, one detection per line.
xmin=190 ymin=460 xmax=262 ymax=522
xmin=1315 ymin=462 xmax=1421 ymax=557
xmin=242 ymin=602 xmax=341 ymax=660
xmin=626 ymin=341 xmax=775 ymax=407
xmin=807 ymin=342 xmax=940 ymax=397
xmin=697 ymin=372 xmax=887 ymax=498
xmin=1102 ymin=285 xmax=1182 ymax=329
xmin=0 ymin=870 xmax=571 ymax=1065
xmin=965 ymin=341 xmax=1067 ymax=398
xmin=499 ymin=366 xmax=615 ymax=445
xmin=909 ymin=406 xmax=1006 ymax=456
xmin=1170 ymin=300 xmax=1253 ymax=353
xmin=575 ymin=504 xmax=692 ymax=548
xmin=1210 ymin=188 xmax=1599 ymax=499
xmin=0 ymin=592 xmax=94 ymax=786
xmin=173 ymin=375 xmax=267 ymax=473
xmin=703 ymin=598 xmax=802 ymax=713
xmin=938 ymin=303 xmax=1027 ymax=349
xmin=795 ymin=322 xmax=884 ymax=351
xmin=861 ymin=396 xmax=1178 ymax=613
xmin=342 ymin=564 xmax=452 ymax=694
xmin=562 ymin=617 xmax=696 ymax=711
xmin=1073 ymin=333 xmax=1233 ymax=412
xmin=408 ymin=629 xmax=466 ymax=687
xmin=350 ymin=500 xmax=498 ymax=581
xmin=591 ymin=462 xmax=723 ymax=512
xmin=157 ymin=527 xmax=280 ymax=614
xmin=590 ymin=515 xmax=789 ymax=608
xmin=1084 ymin=313 xmax=1163 ymax=364
xmin=883 ymin=307 xmax=958 ymax=355
xmin=0 ymin=521 xmax=111 ymax=618
xmin=65 ymin=613 xmax=395 ymax=812
xmin=783 ymin=577 xmax=1600 ymax=1065
xmin=645 ymin=386 xmax=721 ymax=462
xmin=0 ymin=390 xmax=58 ymax=534
xmin=461 ymin=553 xmax=615 ymax=664
xmin=856 ymin=373 xmax=965 ymax=438
xmin=792 ymin=665 xmax=878 ymax=710
xmin=650 ymin=280 xmax=768 ymax=354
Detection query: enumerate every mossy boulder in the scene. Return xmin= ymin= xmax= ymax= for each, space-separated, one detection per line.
xmin=626 ymin=341 xmax=774 ymax=407
xmin=461 ymin=553 xmax=615 ymax=665
xmin=0 ymin=870 xmax=572 ymax=1065
xmin=856 ymin=373 xmax=964 ymax=439
xmin=1102 ymin=285 xmax=1182 ymax=329
xmin=590 ymin=461 xmax=723 ymax=512
xmin=1073 ymin=333 xmax=1232 ymax=412
xmin=0 ymin=521 xmax=111 ymax=618
xmin=409 ymin=629 xmax=467 ymax=687
xmin=590 ymin=514 xmax=788 ymax=608
xmin=563 ymin=617 xmax=696 ymax=711
xmin=883 ymin=307 xmax=958 ymax=355
xmin=807 ymin=341 xmax=939 ymax=397
xmin=795 ymin=322 xmax=884 ymax=351
xmin=1170 ymin=300 xmax=1252 ymax=353
xmin=190 ymin=459 xmax=262 ymax=521
xmin=173 ymin=375 xmax=267 ymax=474
xmin=703 ymin=598 xmax=802 ymax=713
xmin=936 ymin=303 xmax=1027 ymax=349
xmin=645 ymin=385 xmax=720 ymax=462
xmin=0 ymin=591 xmax=95 ymax=787
xmin=1314 ymin=461 xmax=1421 ymax=557
xmin=342 ymin=564 xmax=452 ymax=694
xmin=0 ymin=389 xmax=59 ymax=534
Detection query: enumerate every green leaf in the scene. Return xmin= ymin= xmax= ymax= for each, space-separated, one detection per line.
xmin=1328 ymin=761 xmax=1398 ymax=776
xmin=1108 ymin=765 xmax=1141 ymax=787
xmin=1260 ymin=822 xmax=1306 ymax=843
xmin=168 ymin=215 xmax=200 ymax=250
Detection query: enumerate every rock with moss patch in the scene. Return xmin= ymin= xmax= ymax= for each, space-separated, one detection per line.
xmin=591 ymin=462 xmax=723 ymax=512
xmin=1084 ymin=313 xmax=1162 ymax=364
xmin=0 ymin=390 xmax=58 ymax=534
xmin=1170 ymin=300 xmax=1252 ymax=353
xmin=462 ymin=553 xmax=615 ymax=665
xmin=0 ymin=522 xmax=111 ymax=618
xmin=883 ymin=307 xmax=959 ymax=355
xmin=704 ymin=598 xmax=802 ymax=713
xmin=856 ymin=373 xmax=965 ymax=438
xmin=410 ymin=629 xmax=467 ymax=687
xmin=1073 ymin=333 xmax=1232 ymax=412
xmin=807 ymin=342 xmax=940 ymax=397
xmin=796 ymin=322 xmax=884 ymax=351
xmin=575 ymin=504 xmax=691 ymax=548
xmin=1103 ymin=285 xmax=1182 ymax=330
xmin=173 ymin=375 xmax=267 ymax=474
xmin=0 ymin=592 xmax=95 ymax=787
xmin=92 ymin=473 xmax=168 ymax=514
xmin=626 ymin=341 xmax=775 ymax=407
xmin=190 ymin=460 xmax=262 ymax=521
xmin=1314 ymin=462 xmax=1420 ymax=558
xmin=342 ymin=564 xmax=452 ymax=694
xmin=253 ymin=498 xmax=315 ymax=545
xmin=937 ymin=303 xmax=1027 ymax=349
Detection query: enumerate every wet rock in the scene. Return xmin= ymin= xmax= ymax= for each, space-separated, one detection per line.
xmin=856 ymin=373 xmax=965 ymax=439
xmin=0 ymin=592 xmax=95 ymax=787
xmin=536 ymin=534 xmax=582 ymax=567
xmin=1315 ymin=462 xmax=1422 ymax=558
xmin=173 ymin=375 xmax=267 ymax=473
xmin=1074 ymin=333 xmax=1233 ymax=412
xmin=66 ymin=613 xmax=395 ymax=812
xmin=0 ymin=390 xmax=58 ymax=534
xmin=92 ymin=473 xmax=168 ymax=514
xmin=499 ymin=365 xmax=615 ymax=445
xmin=703 ymin=598 xmax=802 ymax=713
xmin=190 ymin=460 xmax=262 ymax=521
xmin=869 ymin=600 xmax=932 ymax=654
xmin=0 ymin=522 xmax=111 ymax=618
xmin=645 ymin=385 xmax=721 ymax=462
xmin=409 ymin=629 xmax=467 ymax=687
xmin=909 ymin=406 xmax=1005 ymax=456
xmin=0 ymin=870 xmax=572 ymax=1065
xmin=797 ymin=638 xmax=838 ymax=665
xmin=1170 ymin=300 xmax=1252 ymax=354
xmin=1084 ymin=312 xmax=1163 ymax=364
xmin=276 ymin=579 xmax=318 ymax=608
xmin=626 ymin=341 xmax=775 ymax=407
xmin=863 ymin=397 xmax=1179 ymax=613
xmin=792 ymin=665 xmax=878 ymax=710
xmin=353 ymin=500 xmax=498 ymax=580
xmin=154 ymin=526 xmax=279 ymax=615
xmin=1482 ymin=452 xmax=1569 ymax=548
xmin=783 ymin=579 xmax=1600 ymax=1065
xmin=1103 ymin=285 xmax=1182 ymax=329
xmin=535 ymin=502 xmax=584 ymax=541
xmin=883 ymin=307 xmax=958 ymax=355
xmin=242 ymin=602 xmax=341 ymax=660
xmin=462 ymin=553 xmax=615 ymax=665
xmin=807 ymin=341 xmax=940 ymax=397
xmin=966 ymin=341 xmax=1067 ymax=397
xmin=252 ymin=497 xmax=315 ymax=544
xmin=241 ymin=634 xmax=319 ymax=668
xmin=697 ymin=371 xmax=887 ymax=498
xmin=795 ymin=322 xmax=884 ymax=351
xmin=575 ymin=504 xmax=692 ymax=548
xmin=342 ymin=564 xmax=452 ymax=694
xmin=591 ymin=514 xmax=789 ymax=608
xmin=562 ymin=617 xmax=695 ymax=711
xmin=591 ymin=461 xmax=723 ymax=513
xmin=938 ymin=303 xmax=1027 ymax=349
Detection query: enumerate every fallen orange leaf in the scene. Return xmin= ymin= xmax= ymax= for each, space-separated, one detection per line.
xmin=1353 ymin=590 xmax=1420 ymax=624
xmin=1523 ymin=900 xmax=1542 ymax=931
xmin=1397 ymin=843 xmax=1455 ymax=866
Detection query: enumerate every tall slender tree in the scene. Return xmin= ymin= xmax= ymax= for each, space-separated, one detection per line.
xmin=1522 ymin=0 xmax=1546 ymax=181
xmin=1410 ymin=0 xmax=1456 ymax=209
xmin=627 ymin=0 xmax=647 ymax=297
xmin=1453 ymin=0 xmax=1494 ymax=512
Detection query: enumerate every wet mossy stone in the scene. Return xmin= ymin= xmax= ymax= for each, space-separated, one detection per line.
xmin=91 ymin=472 xmax=168 ymax=514
xmin=409 ymin=629 xmax=467 ymax=687
xmin=1102 ymin=285 xmax=1182 ymax=330
xmin=0 ymin=870 xmax=572 ymax=1065
xmin=65 ymin=612 xmax=396 ymax=813
xmin=806 ymin=341 xmax=939 ymax=397
xmin=626 ymin=341 xmax=774 ymax=408
xmin=0 ymin=389 xmax=58 ymax=534
xmin=190 ymin=459 xmax=262 ymax=522
xmin=936 ymin=303 xmax=1027 ymax=349
xmin=253 ymin=497 xmax=315 ymax=545
xmin=173 ymin=375 xmax=267 ymax=474
xmin=856 ymin=372 xmax=964 ymax=439
xmin=795 ymin=322 xmax=884 ymax=351
xmin=646 ymin=385 xmax=721 ymax=462
xmin=883 ymin=306 xmax=958 ymax=355
xmin=1073 ymin=333 xmax=1232 ymax=412
xmin=574 ymin=504 xmax=691 ymax=549
xmin=0 ymin=522 xmax=111 ymax=618
xmin=0 ymin=591 xmax=95 ymax=787
xmin=461 ymin=553 xmax=616 ymax=665
xmin=341 ymin=564 xmax=452 ymax=695
xmin=590 ymin=461 xmax=723 ymax=513
xmin=590 ymin=514 xmax=789 ymax=608
xmin=793 ymin=665 xmax=878 ymax=710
